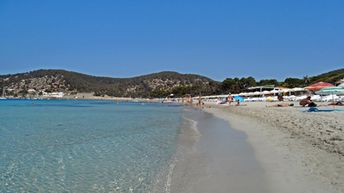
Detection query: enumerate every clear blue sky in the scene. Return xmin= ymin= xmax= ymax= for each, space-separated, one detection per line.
xmin=0 ymin=0 xmax=343 ymax=81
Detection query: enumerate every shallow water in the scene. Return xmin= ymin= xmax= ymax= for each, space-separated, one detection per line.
xmin=0 ymin=100 xmax=183 ymax=193
xmin=0 ymin=100 xmax=269 ymax=193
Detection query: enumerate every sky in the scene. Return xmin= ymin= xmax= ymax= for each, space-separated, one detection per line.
xmin=0 ymin=0 xmax=343 ymax=81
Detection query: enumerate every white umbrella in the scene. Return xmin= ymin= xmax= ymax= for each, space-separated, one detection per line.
xmin=262 ymin=90 xmax=271 ymax=96
xmin=245 ymin=92 xmax=255 ymax=96
xmin=280 ymin=89 xmax=291 ymax=93
xmin=290 ymin=87 xmax=305 ymax=92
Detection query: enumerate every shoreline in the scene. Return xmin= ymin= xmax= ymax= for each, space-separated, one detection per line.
xmin=166 ymin=107 xmax=270 ymax=193
xmin=202 ymin=103 xmax=344 ymax=192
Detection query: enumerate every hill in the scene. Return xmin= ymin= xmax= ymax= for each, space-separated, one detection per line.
xmin=0 ymin=69 xmax=221 ymax=98
xmin=0 ymin=68 xmax=343 ymax=98
xmin=309 ymin=68 xmax=344 ymax=84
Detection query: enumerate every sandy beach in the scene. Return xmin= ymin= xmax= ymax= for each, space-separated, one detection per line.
xmin=201 ymin=102 xmax=344 ymax=192
xmin=167 ymin=108 xmax=269 ymax=193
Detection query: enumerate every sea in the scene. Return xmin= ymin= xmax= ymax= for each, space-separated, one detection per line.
xmin=0 ymin=99 xmax=183 ymax=193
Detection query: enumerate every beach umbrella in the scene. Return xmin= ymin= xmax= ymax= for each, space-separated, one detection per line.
xmin=315 ymin=87 xmax=344 ymax=95
xmin=274 ymin=86 xmax=288 ymax=90
xmin=281 ymin=88 xmax=291 ymax=93
xmin=246 ymin=92 xmax=254 ymax=96
xmin=233 ymin=96 xmax=244 ymax=102
xmin=316 ymin=87 xmax=344 ymax=104
xmin=262 ymin=90 xmax=271 ymax=96
xmin=290 ymin=87 xmax=305 ymax=92
xmin=338 ymin=83 xmax=344 ymax=88
xmin=305 ymin=82 xmax=334 ymax=91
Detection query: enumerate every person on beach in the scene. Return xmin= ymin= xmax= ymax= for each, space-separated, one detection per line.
xmin=277 ymin=94 xmax=284 ymax=101
xmin=197 ymin=96 xmax=204 ymax=108
xmin=299 ymin=96 xmax=317 ymax=107
xmin=328 ymin=101 xmax=343 ymax=106
xmin=267 ymin=103 xmax=294 ymax=107
xmin=187 ymin=95 xmax=193 ymax=104
xmin=235 ymin=99 xmax=240 ymax=106
xmin=228 ymin=95 xmax=233 ymax=105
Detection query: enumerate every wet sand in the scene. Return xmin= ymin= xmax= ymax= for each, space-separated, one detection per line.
xmin=168 ymin=108 xmax=269 ymax=193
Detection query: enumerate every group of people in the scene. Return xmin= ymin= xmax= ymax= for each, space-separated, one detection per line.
xmin=196 ymin=95 xmax=341 ymax=108
xmin=267 ymin=96 xmax=316 ymax=108
xmin=227 ymin=95 xmax=241 ymax=106
xmin=296 ymin=96 xmax=342 ymax=107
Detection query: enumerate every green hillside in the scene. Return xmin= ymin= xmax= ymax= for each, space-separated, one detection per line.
xmin=0 ymin=68 xmax=343 ymax=97
xmin=309 ymin=68 xmax=344 ymax=84
xmin=0 ymin=69 xmax=221 ymax=97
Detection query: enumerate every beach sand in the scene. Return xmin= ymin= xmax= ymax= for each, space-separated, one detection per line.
xmin=202 ymin=102 xmax=344 ymax=192
xmin=168 ymin=108 xmax=269 ymax=193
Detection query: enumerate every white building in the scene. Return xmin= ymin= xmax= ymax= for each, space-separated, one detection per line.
xmin=42 ymin=92 xmax=64 ymax=98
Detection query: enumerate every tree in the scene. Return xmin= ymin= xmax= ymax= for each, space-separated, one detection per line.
xmin=18 ymin=89 xmax=28 ymax=97
xmin=222 ymin=78 xmax=239 ymax=93
xmin=303 ymin=76 xmax=310 ymax=85
xmin=239 ymin=77 xmax=256 ymax=89
xmin=222 ymin=77 xmax=256 ymax=94
xmin=257 ymin=79 xmax=279 ymax=86
xmin=282 ymin=78 xmax=304 ymax=88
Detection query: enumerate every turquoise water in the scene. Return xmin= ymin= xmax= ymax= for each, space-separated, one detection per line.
xmin=0 ymin=100 xmax=183 ymax=193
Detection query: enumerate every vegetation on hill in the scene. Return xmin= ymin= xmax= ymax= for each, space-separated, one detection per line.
xmin=0 ymin=68 xmax=342 ymax=97
xmin=0 ymin=70 xmax=221 ymax=97
xmin=309 ymin=68 xmax=344 ymax=84
xmin=220 ymin=68 xmax=343 ymax=94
